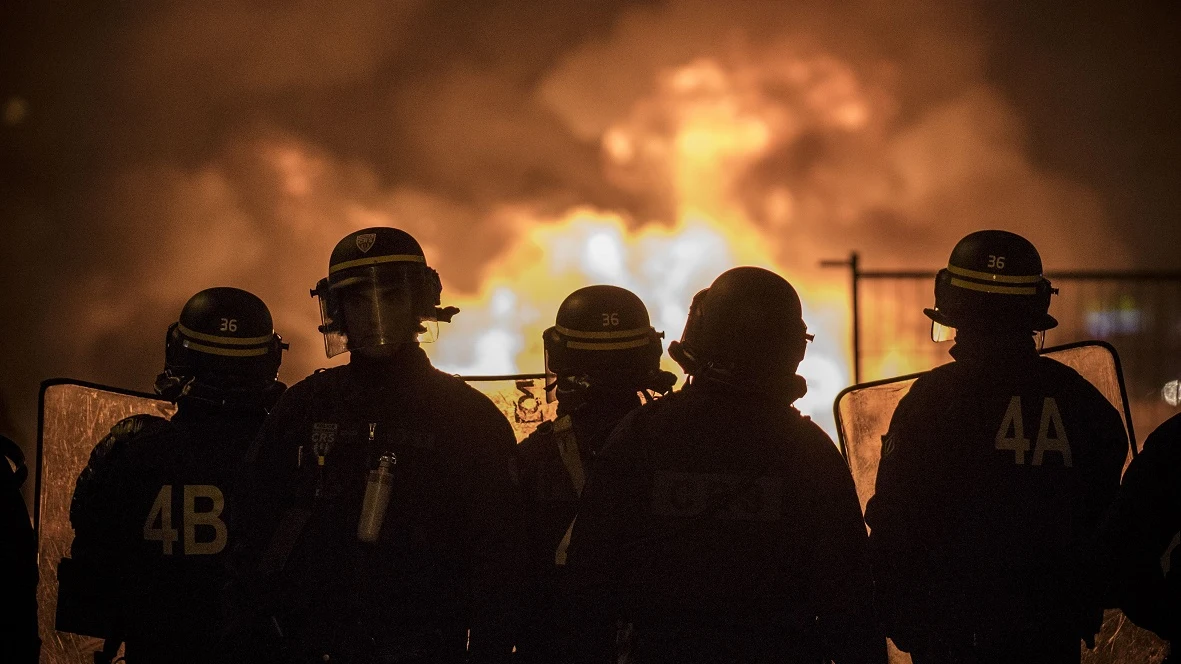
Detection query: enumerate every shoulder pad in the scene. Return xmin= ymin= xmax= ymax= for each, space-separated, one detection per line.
xmin=96 ymin=414 xmax=171 ymax=459
xmin=285 ymin=366 xmax=344 ymax=401
xmin=107 ymin=414 xmax=170 ymax=444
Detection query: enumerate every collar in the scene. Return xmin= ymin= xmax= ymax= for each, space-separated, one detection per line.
xmin=949 ymin=332 xmax=1038 ymax=362
xmin=346 ymin=344 xmax=433 ymax=383
xmin=690 ymin=371 xmax=808 ymax=408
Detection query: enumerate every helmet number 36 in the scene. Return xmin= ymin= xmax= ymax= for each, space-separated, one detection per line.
xmin=602 ymin=313 xmax=620 ymax=327
xmin=987 ymin=255 xmax=1006 ymax=269
xmin=143 ymin=485 xmax=228 ymax=555
xmin=219 ymin=318 xmax=238 ymax=332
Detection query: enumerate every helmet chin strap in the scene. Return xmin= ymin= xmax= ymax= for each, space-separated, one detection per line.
xmin=155 ymin=369 xmax=284 ymax=412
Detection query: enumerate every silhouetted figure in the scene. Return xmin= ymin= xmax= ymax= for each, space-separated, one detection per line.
xmin=865 ymin=231 xmax=1128 ymax=663
xmin=1 ymin=434 xmax=39 ymax=663
xmin=58 ymin=287 xmax=287 ymax=663
xmin=568 ymin=267 xmax=884 ymax=664
xmin=515 ymin=285 xmax=675 ymax=663
xmin=1101 ymin=412 xmax=1181 ymax=661
xmin=223 ymin=227 xmax=524 ymax=664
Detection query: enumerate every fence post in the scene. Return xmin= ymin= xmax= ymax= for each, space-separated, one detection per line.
xmin=821 ymin=252 xmax=861 ymax=384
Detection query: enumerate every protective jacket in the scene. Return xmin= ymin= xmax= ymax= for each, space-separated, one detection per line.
xmin=1102 ymin=412 xmax=1181 ymax=642
xmin=65 ymin=402 xmax=267 ymax=663
xmin=567 ymin=378 xmax=884 ymax=664
xmin=514 ymin=393 xmax=642 ymax=662
xmin=224 ymin=345 xmax=524 ymax=664
xmin=864 ymin=337 xmax=1128 ymax=663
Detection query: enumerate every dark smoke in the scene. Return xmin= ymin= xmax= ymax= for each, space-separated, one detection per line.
xmin=1 ymin=0 xmax=1178 ymax=475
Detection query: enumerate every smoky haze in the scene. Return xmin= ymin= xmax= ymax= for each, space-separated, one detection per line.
xmin=0 ymin=0 xmax=1178 ymax=469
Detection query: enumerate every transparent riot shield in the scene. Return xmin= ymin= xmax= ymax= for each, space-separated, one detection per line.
xmin=460 ymin=373 xmax=556 ymax=442
xmin=834 ymin=341 xmax=1166 ymax=664
xmin=36 ymin=379 xmax=175 ymax=664
xmin=834 ymin=340 xmax=1138 ymax=515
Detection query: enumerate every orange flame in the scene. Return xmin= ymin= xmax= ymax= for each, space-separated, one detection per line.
xmin=423 ymin=55 xmax=881 ymax=435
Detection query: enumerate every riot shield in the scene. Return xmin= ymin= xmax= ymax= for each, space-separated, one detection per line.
xmin=834 ymin=340 xmax=1137 ymax=515
xmin=36 ymin=379 xmax=175 ymax=664
xmin=833 ymin=342 xmax=1165 ymax=664
xmin=461 ymin=373 xmax=557 ymax=442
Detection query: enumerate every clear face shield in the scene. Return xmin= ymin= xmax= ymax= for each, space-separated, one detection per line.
xmin=313 ymin=265 xmax=439 ymax=358
xmin=543 ymin=342 xmax=573 ymax=404
xmin=931 ymin=320 xmax=956 ymax=343
xmin=930 ymin=320 xmax=1047 ymax=349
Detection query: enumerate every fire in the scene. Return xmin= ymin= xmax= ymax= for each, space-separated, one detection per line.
xmin=417 ymin=54 xmax=890 ymax=436
xmin=230 ymin=51 xmax=965 ymax=437
xmin=427 ymin=208 xmax=851 ymax=435
xmin=418 ymin=54 xmax=888 ymax=436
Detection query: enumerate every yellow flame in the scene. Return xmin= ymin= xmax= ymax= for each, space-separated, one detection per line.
xmin=423 ymin=55 xmax=879 ymax=436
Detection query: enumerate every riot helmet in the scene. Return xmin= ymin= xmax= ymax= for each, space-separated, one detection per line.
xmin=543 ymin=285 xmax=675 ymax=408
xmin=311 ymin=227 xmax=457 ymax=358
xmin=924 ymin=230 xmax=1058 ymax=340
xmin=669 ymin=267 xmax=813 ymax=389
xmin=154 ymin=287 xmax=288 ymax=408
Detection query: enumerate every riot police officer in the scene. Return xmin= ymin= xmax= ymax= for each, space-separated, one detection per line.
xmin=864 ymin=230 xmax=1129 ymax=663
xmin=60 ymin=287 xmax=288 ymax=663
xmin=515 ymin=285 xmax=676 ymax=662
xmin=567 ymin=267 xmax=884 ymax=664
xmin=1101 ymin=412 xmax=1181 ymax=660
xmin=1 ymin=434 xmax=39 ymax=663
xmin=223 ymin=227 xmax=524 ymax=664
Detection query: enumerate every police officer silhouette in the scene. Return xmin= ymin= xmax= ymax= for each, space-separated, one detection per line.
xmin=568 ymin=267 xmax=884 ymax=664
xmin=515 ymin=285 xmax=675 ymax=662
xmin=1 ymin=434 xmax=39 ymax=663
xmin=224 ymin=227 xmax=525 ymax=664
xmin=60 ymin=287 xmax=287 ymax=663
xmin=1101 ymin=412 xmax=1181 ymax=661
xmin=865 ymin=230 xmax=1129 ymax=663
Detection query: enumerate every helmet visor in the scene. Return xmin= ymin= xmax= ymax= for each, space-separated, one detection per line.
xmin=316 ymin=283 xmax=349 ymax=358
xmin=543 ymin=344 xmax=561 ymax=404
xmin=318 ymin=265 xmax=439 ymax=357
xmin=931 ymin=320 xmax=956 ymax=343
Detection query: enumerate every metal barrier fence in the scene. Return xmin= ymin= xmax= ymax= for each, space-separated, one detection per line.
xmin=823 ymin=253 xmax=1181 ymax=440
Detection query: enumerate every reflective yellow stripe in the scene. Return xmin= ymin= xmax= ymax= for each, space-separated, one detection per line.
xmin=555 ymin=324 xmax=650 ymax=340
xmin=566 ymin=338 xmax=652 ymax=351
xmin=182 ymin=340 xmax=271 ymax=357
xmin=947 ymin=264 xmax=1043 ymax=284
xmin=329 ymin=254 xmax=425 ymax=274
xmin=178 ymin=323 xmax=273 ymax=346
xmin=949 ymin=277 xmax=1038 ymax=295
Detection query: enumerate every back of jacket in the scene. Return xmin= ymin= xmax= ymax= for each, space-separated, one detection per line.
xmin=865 ymin=342 xmax=1128 ymax=641
xmin=568 ymin=379 xmax=882 ymax=664
xmin=69 ymin=406 xmax=265 ymax=662
xmin=515 ymin=393 xmax=643 ymax=662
